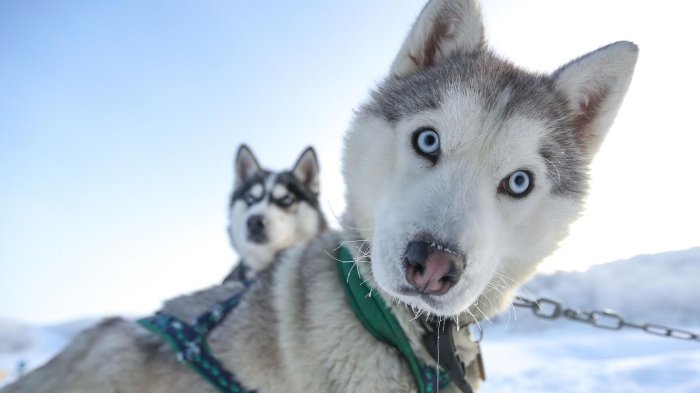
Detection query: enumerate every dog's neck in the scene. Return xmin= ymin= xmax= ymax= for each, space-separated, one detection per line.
xmin=338 ymin=233 xmax=479 ymax=392
xmin=338 ymin=244 xmax=463 ymax=392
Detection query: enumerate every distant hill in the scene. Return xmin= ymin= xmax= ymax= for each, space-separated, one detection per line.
xmin=0 ymin=318 xmax=98 ymax=387
xmin=497 ymin=246 xmax=700 ymax=330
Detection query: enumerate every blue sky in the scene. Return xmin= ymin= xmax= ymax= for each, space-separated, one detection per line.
xmin=2 ymin=0 xmax=699 ymax=323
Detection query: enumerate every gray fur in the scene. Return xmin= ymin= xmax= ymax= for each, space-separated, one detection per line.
xmin=365 ymin=50 xmax=589 ymax=198
xmin=2 ymin=0 xmax=636 ymax=391
xmin=1 ymin=231 xmax=478 ymax=393
xmin=227 ymin=145 xmax=327 ymax=280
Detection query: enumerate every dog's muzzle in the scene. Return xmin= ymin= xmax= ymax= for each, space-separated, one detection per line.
xmin=403 ymin=238 xmax=464 ymax=296
xmin=246 ymin=214 xmax=268 ymax=243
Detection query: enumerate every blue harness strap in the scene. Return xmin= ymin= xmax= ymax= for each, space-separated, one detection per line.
xmin=138 ymin=280 xmax=256 ymax=393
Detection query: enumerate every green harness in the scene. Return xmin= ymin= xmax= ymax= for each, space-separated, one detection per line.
xmin=139 ymin=246 xmax=469 ymax=393
xmin=337 ymin=246 xmax=454 ymax=393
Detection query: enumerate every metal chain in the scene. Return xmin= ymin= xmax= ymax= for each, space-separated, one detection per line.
xmin=513 ymin=296 xmax=700 ymax=343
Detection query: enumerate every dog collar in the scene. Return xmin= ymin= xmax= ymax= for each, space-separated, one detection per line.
xmin=338 ymin=246 xmax=462 ymax=393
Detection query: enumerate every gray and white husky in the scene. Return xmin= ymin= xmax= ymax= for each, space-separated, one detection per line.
xmin=223 ymin=144 xmax=327 ymax=282
xmin=2 ymin=1 xmax=637 ymax=392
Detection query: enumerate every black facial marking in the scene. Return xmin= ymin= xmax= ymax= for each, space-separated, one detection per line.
xmin=230 ymin=171 xmax=270 ymax=207
xmin=273 ymin=172 xmax=320 ymax=209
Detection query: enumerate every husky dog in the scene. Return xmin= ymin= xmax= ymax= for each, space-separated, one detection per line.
xmin=223 ymin=145 xmax=327 ymax=282
xmin=2 ymin=1 xmax=637 ymax=392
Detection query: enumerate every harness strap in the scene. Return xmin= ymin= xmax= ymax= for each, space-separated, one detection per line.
xmin=138 ymin=280 xmax=256 ymax=393
xmin=337 ymin=246 xmax=454 ymax=393
xmin=140 ymin=247 xmax=474 ymax=393
xmin=422 ymin=319 xmax=474 ymax=393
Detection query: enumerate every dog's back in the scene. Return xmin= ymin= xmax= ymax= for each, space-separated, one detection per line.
xmin=2 ymin=1 xmax=638 ymax=392
xmin=2 ymin=233 xmax=427 ymax=393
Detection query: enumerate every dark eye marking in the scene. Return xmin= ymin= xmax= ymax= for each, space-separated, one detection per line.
xmin=274 ymin=194 xmax=297 ymax=208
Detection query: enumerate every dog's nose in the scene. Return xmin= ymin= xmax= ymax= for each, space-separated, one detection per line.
xmin=404 ymin=240 xmax=463 ymax=296
xmin=247 ymin=214 xmax=265 ymax=234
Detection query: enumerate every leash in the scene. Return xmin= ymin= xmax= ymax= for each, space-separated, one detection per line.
xmin=514 ymin=295 xmax=700 ymax=342
xmin=138 ymin=280 xmax=256 ymax=393
xmin=338 ymin=246 xmax=474 ymax=393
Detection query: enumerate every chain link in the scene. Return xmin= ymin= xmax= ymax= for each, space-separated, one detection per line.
xmin=513 ymin=296 xmax=700 ymax=342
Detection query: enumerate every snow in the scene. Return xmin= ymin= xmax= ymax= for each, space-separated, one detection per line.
xmin=0 ymin=318 xmax=96 ymax=386
xmin=1 ymin=247 xmax=699 ymax=391
xmin=481 ymin=246 xmax=700 ymax=392
xmin=480 ymin=322 xmax=700 ymax=393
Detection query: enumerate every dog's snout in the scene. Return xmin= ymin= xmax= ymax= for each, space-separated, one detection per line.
xmin=246 ymin=215 xmax=267 ymax=243
xmin=404 ymin=240 xmax=463 ymax=296
xmin=247 ymin=215 xmax=265 ymax=232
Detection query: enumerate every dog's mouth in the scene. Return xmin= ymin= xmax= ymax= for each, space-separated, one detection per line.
xmin=247 ymin=232 xmax=268 ymax=244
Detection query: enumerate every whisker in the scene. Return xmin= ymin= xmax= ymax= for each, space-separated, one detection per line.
xmin=327 ymin=202 xmax=373 ymax=232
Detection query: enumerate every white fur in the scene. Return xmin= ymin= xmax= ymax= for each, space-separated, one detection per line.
xmin=554 ymin=41 xmax=639 ymax=157
xmin=344 ymin=1 xmax=638 ymax=319
xmin=228 ymin=146 xmax=325 ymax=273
xmin=345 ymin=90 xmax=583 ymax=317
xmin=2 ymin=2 xmax=638 ymax=392
xmin=391 ymin=0 xmax=484 ymax=77
xmin=229 ymin=174 xmax=323 ymax=272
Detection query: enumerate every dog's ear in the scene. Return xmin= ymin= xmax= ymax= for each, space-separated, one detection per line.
xmin=390 ymin=0 xmax=484 ymax=78
xmin=553 ymin=41 xmax=638 ymax=159
xmin=235 ymin=144 xmax=261 ymax=187
xmin=292 ymin=147 xmax=320 ymax=195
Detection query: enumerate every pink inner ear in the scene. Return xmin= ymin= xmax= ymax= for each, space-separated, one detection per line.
xmin=237 ymin=151 xmax=259 ymax=182
xmin=239 ymin=161 xmax=253 ymax=179
xmin=295 ymin=161 xmax=314 ymax=184
xmin=409 ymin=19 xmax=453 ymax=70
xmin=574 ymin=88 xmax=608 ymax=144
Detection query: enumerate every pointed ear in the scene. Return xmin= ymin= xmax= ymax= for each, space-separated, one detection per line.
xmin=234 ymin=144 xmax=261 ymax=188
xmin=292 ymin=147 xmax=320 ymax=195
xmin=390 ymin=0 xmax=484 ymax=78
xmin=553 ymin=41 xmax=639 ymax=158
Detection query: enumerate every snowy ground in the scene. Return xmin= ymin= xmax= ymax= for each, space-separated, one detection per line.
xmin=0 ymin=318 xmax=95 ymax=386
xmin=480 ymin=321 xmax=700 ymax=393
xmin=2 ymin=247 xmax=699 ymax=391
xmin=479 ymin=247 xmax=700 ymax=392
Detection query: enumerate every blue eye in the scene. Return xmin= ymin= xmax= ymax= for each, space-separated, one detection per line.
xmin=277 ymin=194 xmax=296 ymax=207
xmin=244 ymin=193 xmax=257 ymax=205
xmin=412 ymin=128 xmax=441 ymax=164
xmin=500 ymin=170 xmax=534 ymax=198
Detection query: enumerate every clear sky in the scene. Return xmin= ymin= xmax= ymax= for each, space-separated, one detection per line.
xmin=1 ymin=0 xmax=698 ymax=324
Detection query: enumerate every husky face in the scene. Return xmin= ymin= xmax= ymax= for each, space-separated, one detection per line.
xmin=343 ymin=0 xmax=638 ymax=318
xmin=228 ymin=145 xmax=326 ymax=272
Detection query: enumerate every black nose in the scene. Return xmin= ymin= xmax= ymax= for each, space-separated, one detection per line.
xmin=404 ymin=240 xmax=463 ymax=296
xmin=405 ymin=240 xmax=431 ymax=273
xmin=247 ymin=215 xmax=266 ymax=237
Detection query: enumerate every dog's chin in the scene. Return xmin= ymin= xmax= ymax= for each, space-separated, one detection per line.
xmin=395 ymin=285 xmax=478 ymax=318
xmin=238 ymin=242 xmax=277 ymax=271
